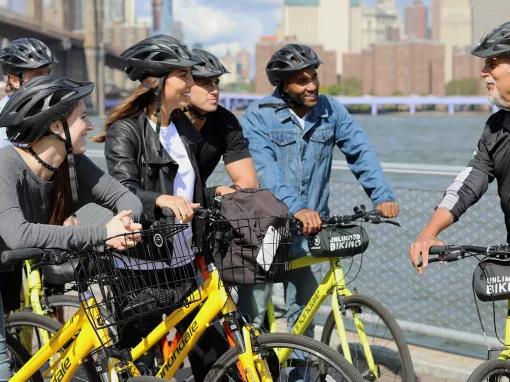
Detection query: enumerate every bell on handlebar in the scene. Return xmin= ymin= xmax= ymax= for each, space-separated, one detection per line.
xmin=353 ymin=205 xmax=366 ymax=214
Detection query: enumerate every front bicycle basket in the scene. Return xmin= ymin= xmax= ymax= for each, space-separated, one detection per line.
xmin=70 ymin=223 xmax=201 ymax=330
xmin=211 ymin=215 xmax=293 ymax=285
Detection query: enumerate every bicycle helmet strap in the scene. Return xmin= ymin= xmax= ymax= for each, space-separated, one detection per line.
xmin=153 ymin=77 xmax=166 ymax=157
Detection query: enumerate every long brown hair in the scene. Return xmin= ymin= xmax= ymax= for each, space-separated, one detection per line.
xmin=92 ymin=84 xmax=156 ymax=143
xmin=48 ymin=156 xmax=71 ymax=225
xmin=47 ymin=110 xmax=75 ymax=226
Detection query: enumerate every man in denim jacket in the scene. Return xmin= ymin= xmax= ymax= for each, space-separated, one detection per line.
xmin=239 ymin=43 xmax=399 ymax=336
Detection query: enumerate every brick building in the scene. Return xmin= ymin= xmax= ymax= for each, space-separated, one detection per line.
xmin=343 ymin=41 xmax=445 ymax=95
xmin=405 ymin=0 xmax=428 ymax=39
xmin=452 ymin=47 xmax=485 ymax=94
xmin=254 ymin=36 xmax=337 ymax=95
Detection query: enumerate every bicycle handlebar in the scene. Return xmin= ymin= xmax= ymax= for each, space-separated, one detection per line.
xmin=1 ymin=248 xmax=46 ymax=266
xmin=293 ymin=205 xmax=400 ymax=228
xmin=427 ymin=244 xmax=510 ymax=264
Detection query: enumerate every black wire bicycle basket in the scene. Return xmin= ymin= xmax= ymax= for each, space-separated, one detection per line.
xmin=68 ymin=223 xmax=201 ymax=330
xmin=209 ymin=215 xmax=293 ymax=285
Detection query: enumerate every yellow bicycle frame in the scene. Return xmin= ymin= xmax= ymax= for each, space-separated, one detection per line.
xmin=11 ymin=295 xmax=112 ymax=382
xmin=17 ymin=259 xmax=52 ymax=349
xmin=495 ymin=300 xmax=510 ymax=361
xmin=267 ymin=255 xmax=379 ymax=378
xmin=129 ymin=266 xmax=270 ymax=382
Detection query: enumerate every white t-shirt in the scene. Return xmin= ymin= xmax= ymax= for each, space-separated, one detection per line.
xmin=289 ymin=109 xmax=309 ymax=130
xmin=0 ymin=96 xmax=11 ymax=148
xmin=147 ymin=118 xmax=196 ymax=267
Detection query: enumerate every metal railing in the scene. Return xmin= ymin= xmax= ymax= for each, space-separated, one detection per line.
xmin=218 ymin=92 xmax=498 ymax=115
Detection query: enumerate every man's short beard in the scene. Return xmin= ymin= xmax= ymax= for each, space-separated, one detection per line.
xmin=488 ymin=87 xmax=510 ymax=110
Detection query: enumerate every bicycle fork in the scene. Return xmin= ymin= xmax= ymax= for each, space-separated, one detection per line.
xmin=223 ymin=312 xmax=272 ymax=382
xmin=332 ymin=288 xmax=379 ymax=379
xmin=329 ymin=257 xmax=381 ymax=379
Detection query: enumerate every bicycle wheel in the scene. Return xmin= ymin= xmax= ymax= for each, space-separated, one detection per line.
xmin=467 ymin=359 xmax=510 ymax=381
xmin=204 ymin=332 xmax=364 ymax=382
xmin=45 ymin=294 xmax=81 ymax=324
xmin=6 ymin=311 xmax=99 ymax=381
xmin=320 ymin=294 xmax=415 ymax=381
xmin=6 ymin=331 xmax=43 ymax=382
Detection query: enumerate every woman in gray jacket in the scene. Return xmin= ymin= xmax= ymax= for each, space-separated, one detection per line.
xmin=0 ymin=75 xmax=143 ymax=380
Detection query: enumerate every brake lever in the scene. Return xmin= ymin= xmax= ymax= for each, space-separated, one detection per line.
xmin=31 ymin=250 xmax=69 ymax=270
xmin=365 ymin=211 xmax=401 ymax=227
xmin=383 ymin=219 xmax=401 ymax=227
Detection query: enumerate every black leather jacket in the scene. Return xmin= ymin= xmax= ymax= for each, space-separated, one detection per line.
xmin=104 ymin=109 xmax=208 ymax=224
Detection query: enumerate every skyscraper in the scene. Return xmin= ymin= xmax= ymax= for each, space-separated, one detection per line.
xmin=405 ymin=0 xmax=428 ymax=39
xmin=282 ymin=0 xmax=320 ymax=44
xmin=318 ymin=0 xmax=350 ymax=75
xmin=152 ymin=0 xmax=183 ymax=39
xmin=471 ymin=0 xmax=510 ymax=45
xmin=431 ymin=0 xmax=471 ymax=82
xmin=281 ymin=0 xmax=354 ymax=75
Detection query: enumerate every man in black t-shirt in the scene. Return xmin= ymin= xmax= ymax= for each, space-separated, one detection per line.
xmin=185 ymin=48 xmax=258 ymax=198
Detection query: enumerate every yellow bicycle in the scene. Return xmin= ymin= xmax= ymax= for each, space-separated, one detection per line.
xmin=265 ymin=205 xmax=415 ymax=381
xmin=4 ymin=210 xmax=364 ymax=382
xmin=122 ymin=208 xmax=364 ymax=381
xmin=428 ymin=244 xmax=510 ymax=382
xmin=4 ymin=254 xmax=80 ymax=357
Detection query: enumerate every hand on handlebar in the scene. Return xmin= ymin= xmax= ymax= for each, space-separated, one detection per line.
xmin=408 ymin=234 xmax=444 ymax=274
xmin=294 ymin=208 xmax=322 ymax=235
xmin=156 ymin=194 xmax=200 ymax=223
xmin=376 ymin=201 xmax=399 ymax=218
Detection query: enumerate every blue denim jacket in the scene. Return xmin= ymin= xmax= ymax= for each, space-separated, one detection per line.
xmin=241 ymin=92 xmax=396 ymax=217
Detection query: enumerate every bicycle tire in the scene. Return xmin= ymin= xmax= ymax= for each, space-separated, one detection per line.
xmin=47 ymin=294 xmax=81 ymax=308
xmin=6 ymin=331 xmax=44 ymax=382
xmin=6 ymin=311 xmax=99 ymax=382
xmin=467 ymin=359 xmax=510 ymax=381
xmin=204 ymin=332 xmax=364 ymax=382
xmin=126 ymin=378 xmax=168 ymax=381
xmin=320 ymin=294 xmax=415 ymax=381
xmin=46 ymin=294 xmax=82 ymax=324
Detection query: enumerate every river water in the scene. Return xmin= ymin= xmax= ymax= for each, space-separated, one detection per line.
xmin=88 ymin=112 xmax=493 ymax=192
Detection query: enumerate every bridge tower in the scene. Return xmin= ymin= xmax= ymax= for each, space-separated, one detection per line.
xmin=83 ymin=0 xmax=105 ymax=116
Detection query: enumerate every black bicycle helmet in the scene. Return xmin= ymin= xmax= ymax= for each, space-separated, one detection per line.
xmin=266 ymin=44 xmax=322 ymax=86
xmin=191 ymin=48 xmax=229 ymax=78
xmin=472 ymin=21 xmax=510 ymax=58
xmin=121 ymin=34 xmax=202 ymax=81
xmin=0 ymin=75 xmax=93 ymax=144
xmin=0 ymin=37 xmax=58 ymax=74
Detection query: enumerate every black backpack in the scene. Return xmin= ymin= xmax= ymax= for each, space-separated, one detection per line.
xmin=216 ymin=188 xmax=292 ymax=285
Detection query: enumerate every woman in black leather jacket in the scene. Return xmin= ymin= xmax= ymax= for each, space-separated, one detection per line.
xmin=96 ymin=36 xmax=204 ymax=224
xmin=93 ymin=34 xmax=227 ymax=381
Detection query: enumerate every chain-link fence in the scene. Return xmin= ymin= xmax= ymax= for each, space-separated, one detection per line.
xmin=77 ymin=167 xmax=508 ymax=358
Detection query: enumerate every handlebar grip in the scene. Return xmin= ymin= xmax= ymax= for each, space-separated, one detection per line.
xmin=428 ymin=245 xmax=464 ymax=263
xmin=429 ymin=246 xmax=446 ymax=255
xmin=427 ymin=246 xmax=446 ymax=264
xmin=1 ymin=248 xmax=46 ymax=266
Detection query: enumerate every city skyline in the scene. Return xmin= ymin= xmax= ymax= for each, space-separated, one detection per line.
xmin=135 ymin=0 xmax=436 ymax=58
